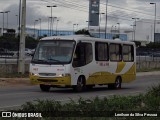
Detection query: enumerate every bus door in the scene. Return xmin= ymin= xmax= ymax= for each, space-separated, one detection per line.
xmin=72 ymin=42 xmax=94 ymax=85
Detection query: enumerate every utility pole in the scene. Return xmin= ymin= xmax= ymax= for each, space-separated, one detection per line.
xmin=150 ymin=3 xmax=156 ymax=42
xmin=105 ymin=0 xmax=108 ymax=39
xmin=39 ymin=18 xmax=41 ymax=37
xmin=0 ymin=12 xmax=4 ymax=36
xmin=18 ymin=0 xmax=26 ymax=74
xmin=5 ymin=11 xmax=10 ymax=30
xmin=132 ymin=18 xmax=139 ymax=41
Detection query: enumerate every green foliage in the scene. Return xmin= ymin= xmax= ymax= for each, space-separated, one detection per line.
xmin=0 ymin=35 xmax=38 ymax=50
xmin=25 ymin=36 xmax=39 ymax=49
xmin=133 ymin=41 xmax=141 ymax=47
xmin=75 ymin=29 xmax=91 ymax=36
xmin=113 ymin=34 xmax=119 ymax=40
xmin=146 ymin=42 xmax=160 ymax=48
xmin=0 ymin=72 xmax=29 ymax=78
xmin=7 ymin=29 xmax=16 ymax=33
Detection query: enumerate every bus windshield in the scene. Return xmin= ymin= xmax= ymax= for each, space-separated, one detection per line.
xmin=32 ymin=40 xmax=75 ymax=64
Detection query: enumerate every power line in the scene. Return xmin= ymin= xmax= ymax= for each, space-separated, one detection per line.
xmin=27 ymin=0 xmax=159 ymax=25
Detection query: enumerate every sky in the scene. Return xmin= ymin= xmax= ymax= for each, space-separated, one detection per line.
xmin=0 ymin=0 xmax=160 ymax=31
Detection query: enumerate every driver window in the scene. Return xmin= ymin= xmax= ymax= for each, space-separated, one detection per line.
xmin=72 ymin=42 xmax=92 ymax=67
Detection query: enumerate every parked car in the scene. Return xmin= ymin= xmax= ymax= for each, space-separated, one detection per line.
xmin=25 ymin=48 xmax=32 ymax=56
xmin=152 ymin=53 xmax=160 ymax=57
xmin=0 ymin=48 xmax=14 ymax=57
xmin=30 ymin=49 xmax=35 ymax=56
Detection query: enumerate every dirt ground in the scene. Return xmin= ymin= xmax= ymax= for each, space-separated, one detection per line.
xmin=0 ymin=78 xmax=32 ymax=87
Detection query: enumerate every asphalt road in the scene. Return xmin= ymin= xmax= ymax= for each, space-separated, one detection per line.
xmin=0 ymin=75 xmax=160 ymax=110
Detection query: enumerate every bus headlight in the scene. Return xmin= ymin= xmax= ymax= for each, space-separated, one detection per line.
xmin=57 ymin=73 xmax=70 ymax=77
xmin=30 ymin=72 xmax=38 ymax=76
xmin=58 ymin=74 xmax=64 ymax=77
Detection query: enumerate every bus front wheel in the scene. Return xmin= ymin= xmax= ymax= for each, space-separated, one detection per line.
xmin=40 ymin=84 xmax=50 ymax=92
xmin=74 ymin=76 xmax=86 ymax=92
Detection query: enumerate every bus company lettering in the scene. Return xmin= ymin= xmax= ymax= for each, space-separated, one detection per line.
xmin=98 ymin=62 xmax=109 ymax=66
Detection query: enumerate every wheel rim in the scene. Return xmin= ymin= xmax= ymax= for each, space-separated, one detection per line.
xmin=77 ymin=77 xmax=84 ymax=91
xmin=115 ymin=78 xmax=121 ymax=88
xmin=78 ymin=77 xmax=83 ymax=87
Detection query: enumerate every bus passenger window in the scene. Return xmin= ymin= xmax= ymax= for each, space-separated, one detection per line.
xmin=95 ymin=42 xmax=108 ymax=61
xmin=110 ymin=44 xmax=122 ymax=61
xmin=123 ymin=45 xmax=134 ymax=62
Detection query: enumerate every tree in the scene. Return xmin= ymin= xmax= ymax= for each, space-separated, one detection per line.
xmin=113 ymin=34 xmax=119 ymax=40
xmin=75 ymin=29 xmax=91 ymax=36
xmin=7 ymin=29 xmax=16 ymax=33
xmin=132 ymin=41 xmax=141 ymax=47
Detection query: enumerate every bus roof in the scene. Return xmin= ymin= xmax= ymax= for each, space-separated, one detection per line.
xmin=40 ymin=35 xmax=135 ymax=45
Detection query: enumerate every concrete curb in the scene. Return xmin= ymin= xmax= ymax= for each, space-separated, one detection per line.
xmin=136 ymin=71 xmax=160 ymax=77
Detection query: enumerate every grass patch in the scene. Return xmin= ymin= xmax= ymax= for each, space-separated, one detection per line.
xmin=0 ymin=72 xmax=29 ymax=78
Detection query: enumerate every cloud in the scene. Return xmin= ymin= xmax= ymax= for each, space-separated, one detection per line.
xmin=0 ymin=0 xmax=159 ymax=31
xmin=0 ymin=2 xmax=48 ymax=29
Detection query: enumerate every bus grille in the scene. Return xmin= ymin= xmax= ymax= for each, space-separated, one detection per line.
xmin=37 ymin=79 xmax=58 ymax=82
xmin=39 ymin=73 xmax=56 ymax=76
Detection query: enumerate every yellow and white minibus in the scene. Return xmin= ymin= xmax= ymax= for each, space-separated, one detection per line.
xmin=30 ymin=35 xmax=136 ymax=92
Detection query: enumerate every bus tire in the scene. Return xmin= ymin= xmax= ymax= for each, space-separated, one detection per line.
xmin=115 ymin=77 xmax=122 ymax=89
xmin=74 ymin=76 xmax=86 ymax=92
xmin=108 ymin=77 xmax=122 ymax=89
xmin=40 ymin=84 xmax=50 ymax=92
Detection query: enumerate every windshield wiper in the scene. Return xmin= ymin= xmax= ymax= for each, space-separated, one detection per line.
xmin=32 ymin=59 xmax=49 ymax=64
xmin=47 ymin=58 xmax=62 ymax=63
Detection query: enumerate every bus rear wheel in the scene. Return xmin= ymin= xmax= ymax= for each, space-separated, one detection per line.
xmin=108 ymin=77 xmax=122 ymax=89
xmin=115 ymin=77 xmax=122 ymax=89
xmin=74 ymin=76 xmax=86 ymax=92
xmin=40 ymin=84 xmax=50 ymax=92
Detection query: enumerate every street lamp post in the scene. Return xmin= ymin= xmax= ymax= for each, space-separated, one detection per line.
xmin=73 ymin=24 xmax=76 ymax=34
xmin=132 ymin=18 xmax=139 ymax=41
xmin=86 ymin=21 xmax=92 ymax=32
xmin=131 ymin=25 xmax=136 ymax=41
xmin=34 ymin=20 xmax=38 ymax=38
xmin=117 ymin=23 xmax=120 ymax=33
xmin=48 ymin=17 xmax=52 ymax=36
xmin=98 ymin=12 xmax=105 ymax=38
xmin=15 ymin=15 xmax=18 ymax=33
xmin=48 ymin=17 xmax=50 ymax=36
xmin=39 ymin=18 xmax=41 ymax=37
xmin=56 ymin=19 xmax=59 ymax=36
xmin=111 ymin=25 xmax=114 ymax=39
xmin=5 ymin=11 xmax=10 ymax=30
xmin=0 ymin=12 xmax=4 ymax=36
xmin=47 ymin=5 xmax=57 ymax=36
xmin=76 ymin=24 xmax=79 ymax=31
xmin=105 ymin=0 xmax=108 ymax=39
xmin=52 ymin=17 xmax=57 ymax=35
xmin=150 ymin=2 xmax=156 ymax=42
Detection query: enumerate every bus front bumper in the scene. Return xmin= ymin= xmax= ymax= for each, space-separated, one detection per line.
xmin=29 ymin=75 xmax=71 ymax=86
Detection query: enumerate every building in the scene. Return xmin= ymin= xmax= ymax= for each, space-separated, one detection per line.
xmin=127 ymin=19 xmax=160 ymax=43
